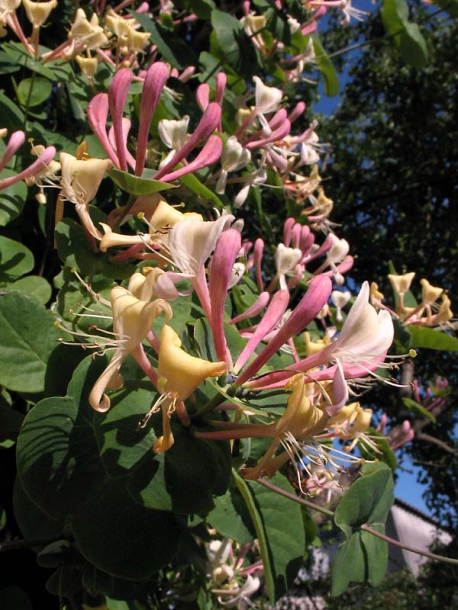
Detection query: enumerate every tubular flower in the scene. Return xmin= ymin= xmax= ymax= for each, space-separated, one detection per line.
xmin=89 ymin=287 xmax=172 ymax=413
xmin=152 ymin=325 xmax=227 ymax=453
xmin=230 ymin=374 xmax=331 ymax=481
xmin=59 ymin=148 xmax=113 ymax=239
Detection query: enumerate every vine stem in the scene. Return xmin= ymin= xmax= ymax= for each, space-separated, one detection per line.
xmin=361 ymin=524 xmax=458 ymax=567
xmin=255 ymin=479 xmax=458 ymax=566
xmin=254 ymin=478 xmax=334 ymax=517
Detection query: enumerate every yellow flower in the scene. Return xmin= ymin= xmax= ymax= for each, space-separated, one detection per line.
xmin=242 ymin=374 xmax=329 ymax=480
xmin=158 ymin=325 xmax=226 ymax=401
xmin=23 ymin=0 xmax=57 ymax=27
xmin=152 ymin=325 xmax=227 ymax=453
xmin=89 ymin=287 xmax=171 ymax=412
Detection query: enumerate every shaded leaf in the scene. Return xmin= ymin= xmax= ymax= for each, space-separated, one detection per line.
xmin=0 ymin=172 xmax=27 ymax=226
xmin=0 ymin=235 xmax=34 ymax=282
xmin=0 ymin=291 xmax=60 ymax=392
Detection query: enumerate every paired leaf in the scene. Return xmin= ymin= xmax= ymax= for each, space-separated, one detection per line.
xmin=332 ymin=465 xmax=394 ymax=595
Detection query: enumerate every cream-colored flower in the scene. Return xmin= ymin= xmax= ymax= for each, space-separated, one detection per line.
xmin=23 ymin=0 xmax=57 ymax=27
xmin=89 ymin=287 xmax=172 ymax=412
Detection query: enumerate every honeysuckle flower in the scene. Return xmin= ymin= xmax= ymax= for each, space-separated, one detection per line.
xmin=233 ymin=289 xmax=290 ymax=373
xmin=152 ymin=325 xmax=227 ymax=453
xmin=326 ymin=402 xmax=374 ymax=452
xmin=75 ymin=55 xmax=98 ymax=78
xmin=331 ymin=289 xmax=351 ymax=322
xmin=99 ymin=223 xmax=156 ymax=253
xmin=304 ymin=331 xmax=331 ymax=356
xmin=216 ymin=136 xmax=251 ymax=194
xmin=318 ymin=281 xmax=394 ymax=374
xmin=274 ymin=243 xmax=303 ymax=289
xmin=235 ymin=274 xmax=333 ymax=386
xmin=388 ymin=271 xmax=416 ymax=297
xmin=0 ymin=0 xmax=33 ymax=54
xmin=167 ymin=214 xmax=236 ymax=276
xmin=403 ymin=278 xmax=451 ymax=326
xmin=252 ymin=76 xmax=283 ymax=136
xmin=234 ymin=165 xmax=267 ymax=208
xmin=42 ymin=8 xmax=108 ymax=62
xmin=59 ymin=150 xmax=112 ymax=239
xmin=245 ymin=281 xmax=394 ymax=391
xmin=208 ymin=228 xmax=243 ymax=364
xmin=108 ymin=68 xmax=133 ymax=172
xmin=370 ymin=282 xmax=385 ymax=310
xmin=89 ymin=287 xmax=172 ymax=413
xmin=158 ymin=116 xmax=190 ymax=168
xmin=309 ymin=0 xmax=368 ymax=24
xmin=227 ymin=374 xmax=331 ymax=481
xmin=60 ymin=151 xmax=112 ymax=207
xmin=216 ymin=574 xmax=261 ymax=608
xmin=23 ymin=0 xmax=56 ymax=27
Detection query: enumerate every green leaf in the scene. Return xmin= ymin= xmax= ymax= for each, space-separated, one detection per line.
xmin=399 ymin=21 xmax=428 ymax=68
xmin=0 ymin=91 xmax=25 ymax=131
xmin=407 ymin=325 xmax=458 ymax=351
xmin=7 ymin=275 xmax=52 ymax=305
xmin=2 ymin=41 xmax=56 ymax=80
xmin=16 ymin=356 xmax=182 ymax=579
xmin=402 ymin=396 xmax=436 ymax=422
xmin=108 ymin=167 xmax=177 ymax=196
xmin=71 ymin=477 xmax=182 ymax=580
xmin=207 ymin=484 xmax=256 ymax=544
xmin=0 ymin=235 xmax=34 ymax=282
xmin=0 ymin=172 xmax=27 ymax=226
xmin=211 ymin=9 xmax=261 ymax=79
xmin=185 ymin=0 xmax=216 ymax=19
xmin=128 ymin=416 xmax=232 ymax=514
xmin=332 ymin=465 xmax=394 ymax=595
xmin=312 ymin=34 xmax=339 ymax=97
xmin=179 ymin=172 xmax=224 ymax=209
xmin=0 ymin=291 xmax=60 ymax=392
xmin=17 ymin=77 xmax=52 ymax=107
xmin=381 ymin=0 xmax=428 ymax=67
xmin=13 ymin=477 xmax=64 ymax=542
xmin=234 ymin=472 xmax=305 ymax=605
xmin=131 ymin=12 xmax=199 ymax=69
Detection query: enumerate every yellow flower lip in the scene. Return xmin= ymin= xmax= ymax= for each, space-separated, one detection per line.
xmin=158 ymin=325 xmax=227 ymax=401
